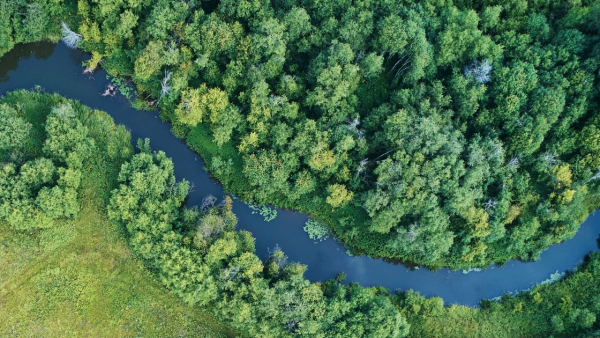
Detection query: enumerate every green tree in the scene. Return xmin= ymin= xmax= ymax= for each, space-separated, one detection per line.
xmin=0 ymin=103 xmax=31 ymax=158
xmin=134 ymin=41 xmax=165 ymax=80
xmin=326 ymin=184 xmax=353 ymax=209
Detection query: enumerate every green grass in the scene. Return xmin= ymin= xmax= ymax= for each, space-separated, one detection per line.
xmin=405 ymin=304 xmax=528 ymax=337
xmin=0 ymin=205 xmax=235 ymax=337
xmin=0 ymin=90 xmax=237 ymax=338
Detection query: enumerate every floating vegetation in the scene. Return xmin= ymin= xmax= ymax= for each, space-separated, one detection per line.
xmin=462 ymin=267 xmax=483 ymax=274
xmin=303 ymin=219 xmax=331 ymax=243
xmin=248 ymin=202 xmax=277 ymax=222
xmin=106 ymin=75 xmax=134 ymax=100
xmin=540 ymin=270 xmax=566 ymax=286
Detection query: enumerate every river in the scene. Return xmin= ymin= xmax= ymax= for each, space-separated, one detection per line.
xmin=1 ymin=42 xmax=599 ymax=306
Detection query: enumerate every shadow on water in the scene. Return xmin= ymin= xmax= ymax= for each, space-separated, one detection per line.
xmin=200 ymin=0 xmax=220 ymax=14
xmin=0 ymin=42 xmax=55 ymax=83
xmin=1 ymin=42 xmax=600 ymax=307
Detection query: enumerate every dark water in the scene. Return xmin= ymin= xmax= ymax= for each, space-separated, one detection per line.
xmin=1 ymin=42 xmax=599 ymax=306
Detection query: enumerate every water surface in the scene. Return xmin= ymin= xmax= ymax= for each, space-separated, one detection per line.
xmin=1 ymin=42 xmax=599 ymax=306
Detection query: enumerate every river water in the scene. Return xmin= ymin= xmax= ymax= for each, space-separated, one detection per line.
xmin=1 ymin=42 xmax=599 ymax=306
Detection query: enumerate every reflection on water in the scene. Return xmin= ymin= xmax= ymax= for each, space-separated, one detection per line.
xmin=0 ymin=42 xmax=55 ymax=83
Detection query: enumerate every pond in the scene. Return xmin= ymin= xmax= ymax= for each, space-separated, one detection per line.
xmin=1 ymin=42 xmax=599 ymax=306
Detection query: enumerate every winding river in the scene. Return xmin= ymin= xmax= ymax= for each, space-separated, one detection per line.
xmin=1 ymin=42 xmax=599 ymax=306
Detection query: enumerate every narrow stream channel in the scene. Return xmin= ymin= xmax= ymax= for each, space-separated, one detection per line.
xmin=1 ymin=42 xmax=599 ymax=306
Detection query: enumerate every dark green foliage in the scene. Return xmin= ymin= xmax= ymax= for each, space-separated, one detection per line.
xmin=2 ymin=5 xmax=600 ymax=336
xmin=0 ymin=0 xmax=69 ymax=57
xmin=0 ymin=100 xmax=93 ymax=230
xmin=5 ymin=0 xmax=592 ymax=268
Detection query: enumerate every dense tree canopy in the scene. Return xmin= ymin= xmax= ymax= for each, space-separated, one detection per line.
xmin=0 ymin=102 xmax=89 ymax=229
xmin=2 ymin=0 xmax=599 ymax=270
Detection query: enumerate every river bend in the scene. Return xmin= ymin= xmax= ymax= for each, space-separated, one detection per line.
xmin=1 ymin=42 xmax=599 ymax=306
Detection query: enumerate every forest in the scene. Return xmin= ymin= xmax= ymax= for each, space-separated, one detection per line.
xmin=1 ymin=0 xmax=600 ymax=336
xmin=0 ymin=90 xmax=599 ymax=337
xmin=3 ymin=0 xmax=599 ymax=268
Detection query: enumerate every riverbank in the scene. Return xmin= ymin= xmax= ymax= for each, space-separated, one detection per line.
xmin=2 ymin=42 xmax=600 ymax=307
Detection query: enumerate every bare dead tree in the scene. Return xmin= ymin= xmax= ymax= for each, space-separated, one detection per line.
xmin=267 ymin=244 xmax=288 ymax=270
xmin=486 ymin=139 xmax=503 ymax=161
xmin=586 ymin=170 xmax=600 ymax=184
xmin=394 ymin=57 xmax=412 ymax=79
xmin=160 ymin=70 xmax=172 ymax=99
xmin=61 ymin=23 xmax=81 ymax=49
xmin=269 ymin=94 xmax=284 ymax=106
xmin=515 ymin=116 xmax=524 ymax=127
xmin=346 ymin=116 xmax=360 ymax=131
xmin=542 ymin=153 xmax=560 ymax=165
xmin=355 ymin=50 xmax=364 ymax=62
xmin=484 ymin=199 xmax=497 ymax=212
xmin=218 ymin=266 xmax=240 ymax=282
xmin=390 ymin=55 xmax=411 ymax=77
xmin=200 ymin=195 xmax=217 ymax=212
xmin=464 ymin=58 xmax=493 ymax=84
xmin=51 ymin=103 xmax=75 ymax=118
xmin=355 ymin=158 xmax=369 ymax=178
xmin=285 ymin=321 xmax=299 ymax=332
xmin=217 ymin=198 xmax=228 ymax=208
xmin=373 ymin=148 xmax=398 ymax=161
xmin=406 ymin=223 xmax=419 ymax=242
xmin=101 ymin=84 xmax=117 ymax=97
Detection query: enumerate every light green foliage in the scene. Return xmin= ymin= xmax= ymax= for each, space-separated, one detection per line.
xmin=175 ymin=87 xmax=206 ymax=126
xmin=303 ymin=219 xmax=330 ymax=242
xmin=175 ymin=84 xmax=232 ymax=129
xmin=0 ymin=159 xmax=57 ymax=229
xmin=0 ymin=103 xmax=31 ymax=157
xmin=134 ymin=40 xmax=165 ymax=80
xmin=115 ymin=10 xmax=138 ymax=41
xmin=326 ymin=183 xmax=353 ymax=209
xmin=43 ymin=103 xmax=93 ymax=168
xmin=248 ymin=202 xmax=278 ymax=222
xmin=435 ymin=8 xmax=500 ymax=66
